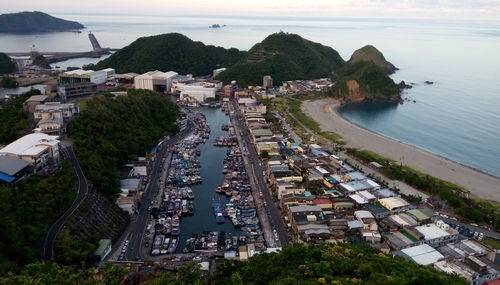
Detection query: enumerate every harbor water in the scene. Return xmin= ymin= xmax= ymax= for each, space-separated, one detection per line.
xmin=177 ymin=107 xmax=239 ymax=252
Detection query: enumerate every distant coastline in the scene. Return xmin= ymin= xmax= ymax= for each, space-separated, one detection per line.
xmin=303 ymin=98 xmax=500 ymax=202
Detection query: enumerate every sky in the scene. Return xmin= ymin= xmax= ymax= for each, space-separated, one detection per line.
xmin=4 ymin=0 xmax=500 ymax=20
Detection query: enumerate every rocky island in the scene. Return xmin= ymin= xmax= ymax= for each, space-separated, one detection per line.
xmin=0 ymin=11 xmax=84 ymax=33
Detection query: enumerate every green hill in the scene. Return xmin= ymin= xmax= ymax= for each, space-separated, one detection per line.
xmin=31 ymin=54 xmax=51 ymax=69
xmin=0 ymin=53 xmax=17 ymax=74
xmin=215 ymin=32 xmax=346 ymax=87
xmin=329 ymin=61 xmax=401 ymax=101
xmin=94 ymin=33 xmax=245 ymax=75
xmin=349 ymin=45 xmax=398 ymax=74
xmin=0 ymin=11 xmax=84 ymax=33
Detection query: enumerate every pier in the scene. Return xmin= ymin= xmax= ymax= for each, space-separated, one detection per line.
xmin=5 ymin=32 xmax=118 ymax=63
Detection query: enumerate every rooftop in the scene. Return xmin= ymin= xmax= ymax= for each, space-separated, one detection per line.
xmin=0 ymin=133 xmax=59 ymax=157
xmin=25 ymin=95 xmax=48 ymax=103
xmin=415 ymin=223 xmax=457 ymax=240
xmin=379 ymin=197 xmax=410 ymax=211
xmin=400 ymin=244 xmax=444 ymax=266
xmin=0 ymin=155 xmax=30 ymax=176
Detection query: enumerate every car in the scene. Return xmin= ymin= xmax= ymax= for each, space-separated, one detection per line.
xmin=125 ymin=240 xmax=129 ymax=245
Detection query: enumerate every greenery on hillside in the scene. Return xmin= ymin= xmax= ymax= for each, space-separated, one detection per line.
xmin=0 ymin=88 xmax=39 ymax=144
xmin=0 ymin=262 xmax=128 ymax=285
xmin=68 ymin=90 xmax=179 ymax=196
xmin=0 ymin=11 xmax=84 ymax=33
xmin=347 ymin=148 xmax=500 ymax=230
xmin=0 ymin=161 xmax=76 ymax=275
xmin=349 ymin=45 xmax=398 ymax=74
xmin=328 ymin=61 xmax=400 ymax=101
xmin=0 ymin=53 xmax=17 ymax=74
xmin=216 ymin=32 xmax=345 ymax=87
xmin=2 ymin=244 xmax=466 ymax=284
xmin=94 ymin=33 xmax=244 ymax=75
xmin=31 ymin=54 xmax=51 ymax=69
xmin=210 ymin=244 xmax=466 ymax=284
xmin=0 ymin=76 xmax=18 ymax=88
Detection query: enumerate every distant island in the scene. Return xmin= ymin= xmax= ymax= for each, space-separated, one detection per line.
xmin=0 ymin=11 xmax=84 ymax=33
xmin=349 ymin=45 xmax=398 ymax=74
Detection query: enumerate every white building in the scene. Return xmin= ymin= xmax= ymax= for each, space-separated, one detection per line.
xmin=59 ymin=69 xmax=112 ymax=85
xmin=0 ymin=133 xmax=60 ymax=171
xmin=134 ymin=71 xmax=178 ymax=93
xmin=34 ymin=102 xmax=80 ymax=121
xmin=179 ymin=81 xmax=222 ymax=102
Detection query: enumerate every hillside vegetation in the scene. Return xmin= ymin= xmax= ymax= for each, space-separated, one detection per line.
xmin=0 ymin=53 xmax=17 ymax=74
xmin=349 ymin=45 xmax=398 ymax=74
xmin=328 ymin=61 xmax=400 ymax=101
xmin=68 ymin=90 xmax=179 ymax=197
xmin=94 ymin=33 xmax=245 ymax=75
xmin=216 ymin=32 xmax=346 ymax=87
xmin=0 ymin=161 xmax=76 ymax=275
xmin=0 ymin=11 xmax=84 ymax=33
xmin=0 ymin=88 xmax=39 ymax=144
xmin=1 ymin=244 xmax=467 ymax=284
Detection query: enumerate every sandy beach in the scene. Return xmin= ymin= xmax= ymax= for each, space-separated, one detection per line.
xmin=302 ymin=98 xmax=500 ymax=202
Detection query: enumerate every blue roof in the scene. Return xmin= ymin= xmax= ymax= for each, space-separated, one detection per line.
xmin=0 ymin=172 xmax=15 ymax=183
xmin=304 ymin=191 xmax=312 ymax=197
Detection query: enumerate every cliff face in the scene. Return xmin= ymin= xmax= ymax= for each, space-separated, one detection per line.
xmin=348 ymin=45 xmax=398 ymax=74
xmin=329 ymin=61 xmax=401 ymax=102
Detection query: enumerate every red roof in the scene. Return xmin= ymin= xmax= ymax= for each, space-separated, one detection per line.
xmin=484 ymin=279 xmax=500 ymax=285
xmin=314 ymin=198 xmax=332 ymax=205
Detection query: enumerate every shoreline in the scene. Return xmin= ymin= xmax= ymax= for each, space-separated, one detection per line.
xmin=302 ymin=98 xmax=500 ymax=202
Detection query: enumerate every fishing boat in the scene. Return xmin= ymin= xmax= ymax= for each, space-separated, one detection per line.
xmin=212 ymin=199 xmax=225 ymax=224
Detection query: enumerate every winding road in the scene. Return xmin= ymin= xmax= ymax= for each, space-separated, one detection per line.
xmin=43 ymin=146 xmax=88 ymax=260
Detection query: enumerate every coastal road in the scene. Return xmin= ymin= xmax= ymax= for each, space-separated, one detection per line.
xmin=230 ymin=98 xmax=289 ymax=247
xmin=108 ymin=119 xmax=193 ymax=262
xmin=43 ymin=146 xmax=88 ymax=260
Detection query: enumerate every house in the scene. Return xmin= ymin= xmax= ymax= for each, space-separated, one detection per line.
xmin=313 ymin=198 xmax=333 ymax=210
xmin=0 ymin=132 xmax=60 ymax=171
xmin=23 ymin=95 xmax=48 ymax=113
xmin=379 ymin=197 xmax=415 ymax=213
xmin=34 ymin=102 xmax=80 ymax=121
xmin=383 ymin=220 xmax=459 ymax=250
xmin=339 ymin=179 xmax=380 ymax=194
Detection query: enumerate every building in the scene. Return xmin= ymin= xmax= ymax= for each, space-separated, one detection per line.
xmin=179 ymin=81 xmax=222 ymax=102
xmin=263 ymin=75 xmax=273 ymax=89
xmin=383 ymin=220 xmax=459 ymax=250
xmin=23 ymin=95 xmax=48 ymax=113
xmin=34 ymin=102 xmax=80 ymax=121
xmin=59 ymin=82 xmax=97 ymax=99
xmin=37 ymin=117 xmax=64 ymax=135
xmin=0 ymin=155 xmax=30 ymax=183
xmin=397 ymin=244 xmax=445 ymax=266
xmin=379 ymin=197 xmax=415 ymax=213
xmin=0 ymin=133 xmax=60 ymax=171
xmin=134 ymin=70 xmax=178 ymax=92
xmin=59 ymin=68 xmax=113 ymax=85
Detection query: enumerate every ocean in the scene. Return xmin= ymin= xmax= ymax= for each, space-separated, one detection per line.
xmin=1 ymin=14 xmax=499 ymax=177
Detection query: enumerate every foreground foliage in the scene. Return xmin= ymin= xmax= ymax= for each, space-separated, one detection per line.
xmin=94 ymin=33 xmax=244 ymax=75
xmin=0 ymin=88 xmax=39 ymax=144
xmin=216 ymin=32 xmax=345 ymax=87
xmin=68 ymin=90 xmax=179 ymax=196
xmin=3 ymin=244 xmax=465 ymax=284
xmin=347 ymin=148 xmax=500 ymax=230
xmin=0 ymin=161 xmax=76 ymax=275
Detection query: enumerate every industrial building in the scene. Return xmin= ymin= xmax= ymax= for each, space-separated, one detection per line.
xmin=134 ymin=71 xmax=178 ymax=92
xmin=59 ymin=68 xmax=115 ymax=85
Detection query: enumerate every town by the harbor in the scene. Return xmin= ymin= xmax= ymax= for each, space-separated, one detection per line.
xmin=1 ymin=44 xmax=499 ymax=283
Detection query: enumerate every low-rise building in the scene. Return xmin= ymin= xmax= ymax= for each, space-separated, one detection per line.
xmin=0 ymin=132 xmax=60 ymax=171
xmin=379 ymin=197 xmax=415 ymax=213
xmin=134 ymin=70 xmax=178 ymax=92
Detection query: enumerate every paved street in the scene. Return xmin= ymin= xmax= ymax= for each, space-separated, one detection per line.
xmin=229 ymin=99 xmax=289 ymax=247
xmin=43 ymin=146 xmax=88 ymax=260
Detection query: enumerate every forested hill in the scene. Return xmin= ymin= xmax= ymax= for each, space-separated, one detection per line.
xmin=215 ymin=32 xmax=346 ymax=87
xmin=94 ymin=33 xmax=245 ymax=75
xmin=349 ymin=45 xmax=398 ymax=74
xmin=68 ymin=90 xmax=179 ymax=197
xmin=0 ymin=11 xmax=84 ymax=33
xmin=0 ymin=53 xmax=17 ymax=74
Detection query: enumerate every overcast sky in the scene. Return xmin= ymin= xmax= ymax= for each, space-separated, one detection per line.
xmin=4 ymin=0 xmax=500 ymax=20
